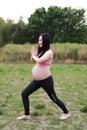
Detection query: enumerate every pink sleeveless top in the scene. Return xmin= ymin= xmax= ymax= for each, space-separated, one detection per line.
xmin=37 ymin=61 xmax=52 ymax=66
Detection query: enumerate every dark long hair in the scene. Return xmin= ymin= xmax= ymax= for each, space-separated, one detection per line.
xmin=38 ymin=33 xmax=51 ymax=57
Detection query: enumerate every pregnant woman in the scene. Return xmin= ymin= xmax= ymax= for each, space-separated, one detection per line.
xmin=17 ymin=33 xmax=70 ymax=120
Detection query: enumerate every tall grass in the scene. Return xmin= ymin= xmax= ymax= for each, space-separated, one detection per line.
xmin=0 ymin=43 xmax=87 ymax=63
xmin=0 ymin=44 xmax=31 ymax=63
xmin=52 ymin=43 xmax=87 ymax=63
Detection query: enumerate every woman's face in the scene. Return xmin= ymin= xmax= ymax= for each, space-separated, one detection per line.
xmin=38 ymin=36 xmax=43 ymax=48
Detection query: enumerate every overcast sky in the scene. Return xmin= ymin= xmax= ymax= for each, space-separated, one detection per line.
xmin=0 ymin=0 xmax=87 ymax=23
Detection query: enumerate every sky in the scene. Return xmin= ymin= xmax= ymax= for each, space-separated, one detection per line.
xmin=0 ymin=0 xmax=87 ymax=23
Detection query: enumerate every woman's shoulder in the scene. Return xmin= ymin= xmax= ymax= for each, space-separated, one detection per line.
xmin=46 ymin=49 xmax=53 ymax=53
xmin=45 ymin=50 xmax=53 ymax=58
xmin=47 ymin=49 xmax=53 ymax=55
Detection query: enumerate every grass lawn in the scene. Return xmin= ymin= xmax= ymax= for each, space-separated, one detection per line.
xmin=0 ymin=63 xmax=87 ymax=130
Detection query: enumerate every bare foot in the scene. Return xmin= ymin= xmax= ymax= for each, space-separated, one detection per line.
xmin=16 ymin=115 xmax=30 ymax=120
xmin=59 ymin=113 xmax=71 ymax=120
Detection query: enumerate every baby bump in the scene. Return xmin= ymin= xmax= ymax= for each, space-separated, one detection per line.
xmin=32 ymin=65 xmax=51 ymax=80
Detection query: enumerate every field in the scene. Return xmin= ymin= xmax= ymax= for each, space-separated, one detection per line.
xmin=0 ymin=63 xmax=87 ymax=130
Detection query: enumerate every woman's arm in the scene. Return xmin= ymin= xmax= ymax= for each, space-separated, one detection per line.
xmin=30 ymin=56 xmax=36 ymax=63
xmin=31 ymin=46 xmax=37 ymax=63
xmin=31 ymin=50 xmax=53 ymax=63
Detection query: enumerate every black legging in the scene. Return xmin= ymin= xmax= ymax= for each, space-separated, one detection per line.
xmin=21 ymin=76 xmax=69 ymax=115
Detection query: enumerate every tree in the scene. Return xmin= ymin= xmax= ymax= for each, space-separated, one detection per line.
xmin=0 ymin=17 xmax=5 ymax=47
xmin=12 ymin=17 xmax=29 ymax=44
xmin=45 ymin=6 xmax=87 ymax=43
xmin=45 ymin=6 xmax=63 ymax=42
xmin=2 ymin=19 xmax=14 ymax=44
xmin=0 ymin=6 xmax=87 ymax=45
xmin=27 ymin=7 xmax=46 ymax=43
xmin=61 ymin=7 xmax=87 ymax=43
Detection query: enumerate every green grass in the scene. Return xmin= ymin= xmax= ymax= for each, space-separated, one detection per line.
xmin=0 ymin=63 xmax=87 ymax=130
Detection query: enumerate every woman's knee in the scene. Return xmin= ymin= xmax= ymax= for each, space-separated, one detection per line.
xmin=21 ymin=90 xmax=27 ymax=98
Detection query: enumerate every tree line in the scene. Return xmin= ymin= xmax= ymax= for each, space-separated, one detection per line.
xmin=0 ymin=6 xmax=87 ymax=47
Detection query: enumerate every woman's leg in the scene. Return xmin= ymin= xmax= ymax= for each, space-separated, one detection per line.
xmin=21 ymin=80 xmax=40 ymax=115
xmin=17 ymin=80 xmax=41 ymax=120
xmin=40 ymin=76 xmax=69 ymax=114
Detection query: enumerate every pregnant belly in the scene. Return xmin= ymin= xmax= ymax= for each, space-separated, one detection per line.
xmin=32 ymin=65 xmax=50 ymax=80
